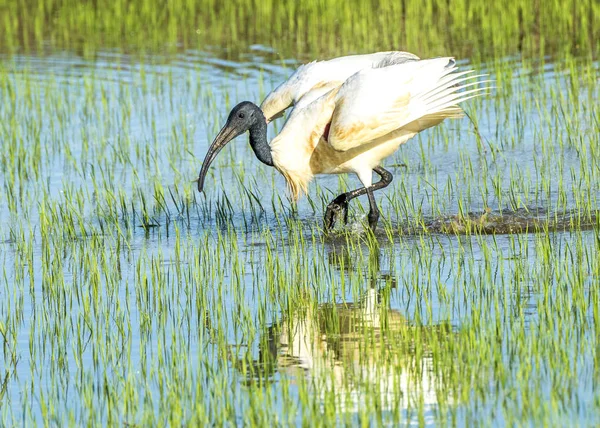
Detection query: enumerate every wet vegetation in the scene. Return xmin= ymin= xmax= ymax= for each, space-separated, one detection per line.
xmin=0 ymin=0 xmax=599 ymax=425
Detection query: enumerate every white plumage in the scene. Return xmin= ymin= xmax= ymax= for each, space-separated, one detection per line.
xmin=270 ymin=57 xmax=489 ymax=197
xmin=260 ymin=51 xmax=420 ymax=123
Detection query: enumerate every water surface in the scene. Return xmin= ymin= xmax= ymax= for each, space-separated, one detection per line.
xmin=0 ymin=47 xmax=599 ymax=425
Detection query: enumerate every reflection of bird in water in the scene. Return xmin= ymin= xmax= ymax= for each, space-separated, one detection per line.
xmin=233 ymin=277 xmax=453 ymax=417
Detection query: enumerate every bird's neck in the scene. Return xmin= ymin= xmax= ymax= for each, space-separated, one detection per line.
xmin=248 ymin=118 xmax=273 ymax=167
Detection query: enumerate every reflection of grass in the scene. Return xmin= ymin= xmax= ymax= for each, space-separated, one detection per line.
xmin=0 ymin=0 xmax=599 ymax=425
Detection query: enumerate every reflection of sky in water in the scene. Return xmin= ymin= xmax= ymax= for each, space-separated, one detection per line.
xmin=0 ymin=49 xmax=598 ymax=425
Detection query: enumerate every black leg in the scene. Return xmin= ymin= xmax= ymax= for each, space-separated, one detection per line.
xmin=366 ymin=187 xmax=379 ymax=230
xmin=324 ymin=166 xmax=393 ymax=232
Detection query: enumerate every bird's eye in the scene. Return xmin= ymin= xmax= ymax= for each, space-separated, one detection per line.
xmin=238 ymin=112 xmax=245 ymax=119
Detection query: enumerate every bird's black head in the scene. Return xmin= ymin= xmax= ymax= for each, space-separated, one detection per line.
xmin=197 ymin=101 xmax=268 ymax=192
xmin=224 ymin=101 xmax=264 ymax=133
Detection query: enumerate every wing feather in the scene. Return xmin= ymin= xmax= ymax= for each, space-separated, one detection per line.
xmin=327 ymin=58 xmax=490 ymax=151
xmin=260 ymin=51 xmax=419 ymax=121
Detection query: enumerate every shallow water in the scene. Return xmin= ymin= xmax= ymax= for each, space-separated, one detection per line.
xmin=0 ymin=47 xmax=599 ymax=425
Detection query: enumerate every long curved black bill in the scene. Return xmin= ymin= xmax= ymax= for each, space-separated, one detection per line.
xmin=197 ymin=125 xmax=240 ymax=193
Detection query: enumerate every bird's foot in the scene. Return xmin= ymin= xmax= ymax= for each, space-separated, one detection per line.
xmin=367 ymin=210 xmax=379 ymax=231
xmin=324 ymin=194 xmax=349 ymax=232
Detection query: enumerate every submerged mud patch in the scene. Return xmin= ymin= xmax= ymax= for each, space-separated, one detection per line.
xmin=323 ymin=208 xmax=598 ymax=240
xmin=424 ymin=208 xmax=599 ymax=235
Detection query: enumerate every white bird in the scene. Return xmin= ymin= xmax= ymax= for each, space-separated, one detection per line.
xmin=198 ymin=57 xmax=488 ymax=232
xmin=260 ymin=51 xmax=420 ymax=123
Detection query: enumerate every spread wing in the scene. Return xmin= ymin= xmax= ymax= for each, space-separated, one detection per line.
xmin=327 ymin=57 xmax=489 ymax=152
xmin=260 ymin=51 xmax=419 ymax=121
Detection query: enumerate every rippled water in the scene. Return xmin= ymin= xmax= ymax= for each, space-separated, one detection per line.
xmin=0 ymin=47 xmax=599 ymax=425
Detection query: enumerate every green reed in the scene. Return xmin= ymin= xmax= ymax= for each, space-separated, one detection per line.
xmin=0 ymin=0 xmax=599 ymax=425
xmin=1 ymin=0 xmax=598 ymax=61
